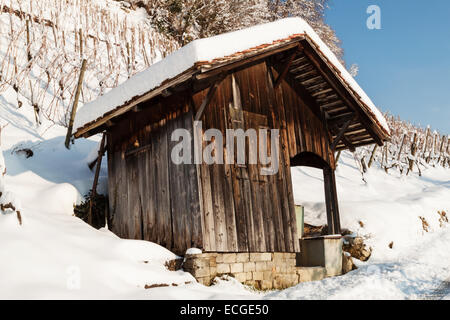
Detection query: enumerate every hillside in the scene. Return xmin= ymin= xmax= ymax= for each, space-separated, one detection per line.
xmin=0 ymin=0 xmax=449 ymax=300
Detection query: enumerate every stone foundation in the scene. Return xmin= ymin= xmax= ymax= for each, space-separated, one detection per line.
xmin=182 ymin=252 xmax=329 ymax=290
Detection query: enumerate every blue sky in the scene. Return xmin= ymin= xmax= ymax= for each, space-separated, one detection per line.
xmin=325 ymin=0 xmax=450 ymax=133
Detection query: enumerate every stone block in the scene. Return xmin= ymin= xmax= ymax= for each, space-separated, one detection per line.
xmin=243 ymin=262 xmax=256 ymax=272
xmin=263 ymin=271 xmax=273 ymax=281
xmin=233 ymin=273 xmax=247 ymax=283
xmin=230 ymin=263 xmax=244 ymax=273
xmin=255 ymin=261 xmax=266 ymax=272
xmin=197 ymin=277 xmax=212 ymax=286
xmin=222 ymin=253 xmax=237 ymax=264
xmin=260 ymin=253 xmax=273 ymax=261
xmin=236 ymin=253 xmax=250 ymax=263
xmin=216 ymin=263 xmax=230 ymax=274
xmin=261 ymin=280 xmax=273 ymax=290
xmin=191 ymin=267 xmax=211 ymax=278
xmin=253 ymin=271 xmax=263 ymax=281
xmin=273 ymin=252 xmax=285 ymax=262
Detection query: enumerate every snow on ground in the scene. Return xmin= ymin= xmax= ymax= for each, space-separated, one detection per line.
xmin=1 ymin=86 xmax=449 ymax=299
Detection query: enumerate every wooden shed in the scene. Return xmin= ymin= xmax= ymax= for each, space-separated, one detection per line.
xmin=74 ymin=18 xmax=390 ymax=256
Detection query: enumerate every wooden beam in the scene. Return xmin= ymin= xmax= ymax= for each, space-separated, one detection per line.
xmin=65 ymin=59 xmax=87 ymax=148
xmin=194 ymin=74 xmax=225 ymax=121
xmin=274 ymin=49 xmax=299 ymax=89
xmin=301 ymin=40 xmax=385 ymax=145
xmin=330 ymin=115 xmax=354 ymax=151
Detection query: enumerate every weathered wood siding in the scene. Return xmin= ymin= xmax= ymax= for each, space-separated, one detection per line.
xmin=191 ymin=60 xmax=333 ymax=253
xmin=107 ymin=94 xmax=202 ymax=255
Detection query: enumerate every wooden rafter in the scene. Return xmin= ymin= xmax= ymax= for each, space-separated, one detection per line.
xmin=274 ymin=49 xmax=300 ymax=89
xmin=301 ymin=42 xmax=384 ymax=146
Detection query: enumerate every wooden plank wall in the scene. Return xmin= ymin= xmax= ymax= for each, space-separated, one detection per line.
xmin=107 ymin=94 xmax=202 ymax=255
xmin=106 ymin=56 xmax=335 ymax=255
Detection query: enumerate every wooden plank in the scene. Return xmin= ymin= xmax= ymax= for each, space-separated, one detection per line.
xmin=167 ymin=111 xmax=188 ymax=255
xmin=220 ymin=78 xmax=238 ymax=252
xmin=155 ymin=119 xmax=173 ymax=249
xmin=184 ymin=110 xmax=203 ymax=249
xmin=228 ymin=74 xmax=250 ymax=252
xmin=208 ymin=96 xmax=228 ymax=252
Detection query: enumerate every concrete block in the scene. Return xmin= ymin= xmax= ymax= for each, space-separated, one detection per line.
xmin=297 ymin=266 xmax=327 ymax=283
xmin=299 ymin=236 xmax=343 ymax=277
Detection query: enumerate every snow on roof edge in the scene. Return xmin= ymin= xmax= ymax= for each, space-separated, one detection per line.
xmin=74 ymin=17 xmax=390 ymax=137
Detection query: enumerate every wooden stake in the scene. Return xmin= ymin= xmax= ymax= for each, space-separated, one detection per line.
xmin=26 ymin=19 xmax=31 ymax=62
xmin=407 ymin=132 xmax=417 ymax=175
xmin=65 ymin=59 xmax=87 ymax=149
xmin=88 ymin=133 xmax=106 ymax=226
xmin=397 ymin=133 xmax=406 ymax=162
xmin=368 ymin=144 xmax=378 ymax=168
xmin=79 ymin=28 xmax=83 ymax=58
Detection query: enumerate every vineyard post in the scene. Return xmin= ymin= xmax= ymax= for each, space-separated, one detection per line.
xmin=26 ymin=18 xmax=32 ymax=62
xmin=422 ymin=127 xmax=430 ymax=158
xmin=79 ymin=28 xmax=83 ymax=58
xmin=397 ymin=133 xmax=406 ymax=162
xmin=368 ymin=144 xmax=378 ymax=168
xmin=407 ymin=132 xmax=417 ymax=175
xmin=437 ymin=135 xmax=445 ymax=165
xmin=65 ymin=59 xmax=87 ymax=149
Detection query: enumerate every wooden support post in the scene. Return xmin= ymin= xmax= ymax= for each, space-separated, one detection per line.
xmin=323 ymin=166 xmax=341 ymax=235
xmin=88 ymin=133 xmax=106 ymax=226
xmin=65 ymin=59 xmax=87 ymax=149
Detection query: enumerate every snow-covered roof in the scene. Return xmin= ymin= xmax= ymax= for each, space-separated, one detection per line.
xmin=74 ymin=17 xmax=390 ymax=137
